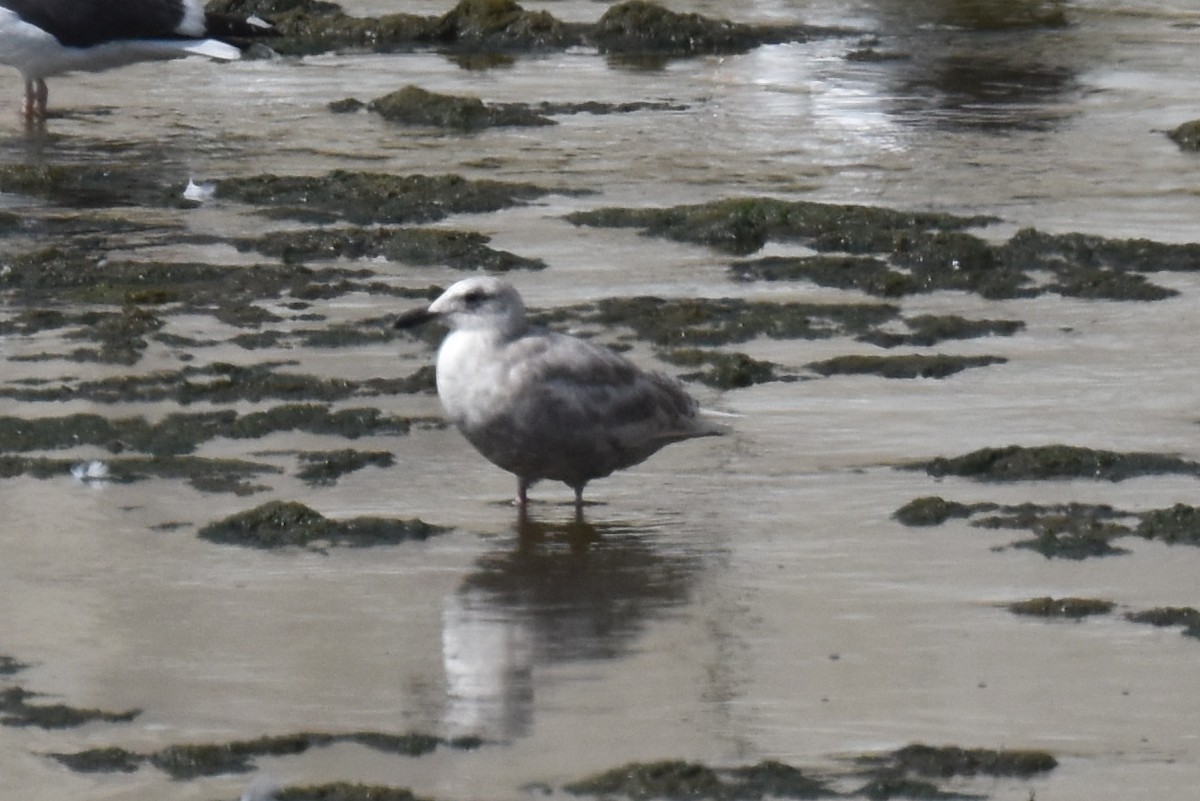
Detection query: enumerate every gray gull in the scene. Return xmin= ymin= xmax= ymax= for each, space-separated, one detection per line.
xmin=0 ymin=0 xmax=274 ymax=119
xmin=394 ymin=276 xmax=726 ymax=511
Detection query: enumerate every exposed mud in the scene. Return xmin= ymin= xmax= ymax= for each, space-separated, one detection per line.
xmin=1007 ymin=596 xmax=1115 ymax=619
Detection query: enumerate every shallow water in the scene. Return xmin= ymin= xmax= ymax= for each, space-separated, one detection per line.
xmin=2 ymin=1 xmax=1200 ymax=800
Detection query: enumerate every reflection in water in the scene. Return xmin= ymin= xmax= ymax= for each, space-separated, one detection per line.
xmin=854 ymin=0 xmax=1081 ymax=132
xmin=890 ymin=53 xmax=1077 ymax=131
xmin=441 ymin=514 xmax=700 ymax=739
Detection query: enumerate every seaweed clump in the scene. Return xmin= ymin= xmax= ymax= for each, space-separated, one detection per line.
xmin=892 ymin=497 xmax=1200 ymax=559
xmin=196 ymin=500 xmax=447 ymax=548
xmin=364 ymin=85 xmax=554 ymax=130
xmin=238 ymin=225 xmax=545 ymax=271
xmin=53 ymin=731 xmax=483 ymax=779
xmin=296 ymin=449 xmax=395 ymax=486
xmin=590 ymin=0 xmax=823 ymax=58
xmin=563 ymin=759 xmax=835 ymax=799
xmin=806 ymin=354 xmax=1004 ymax=379
xmin=569 ymin=198 xmax=1190 ymax=302
xmin=216 ymin=170 xmax=555 ymax=226
xmin=913 ymin=445 xmax=1200 ymax=482
xmin=1167 ymin=120 xmax=1200 ymax=152
xmin=1007 ymin=597 xmax=1115 ymax=619
xmin=0 ymin=686 xmax=139 ymax=729
xmin=1126 ymin=607 xmax=1200 ymax=640
xmin=660 ymin=348 xmax=787 ymax=389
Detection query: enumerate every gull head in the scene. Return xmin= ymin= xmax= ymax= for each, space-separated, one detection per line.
xmin=395 ymin=276 xmax=527 ymax=336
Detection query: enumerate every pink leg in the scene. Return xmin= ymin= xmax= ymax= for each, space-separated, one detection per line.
xmin=22 ymin=78 xmax=47 ymax=120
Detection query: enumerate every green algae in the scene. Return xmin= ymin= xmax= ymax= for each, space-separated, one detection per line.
xmin=874 ymin=743 xmax=1057 ymax=778
xmin=296 ymin=449 xmax=395 ymax=486
xmin=196 ymin=500 xmax=447 ymax=548
xmin=53 ymin=730 xmax=482 ymax=779
xmin=892 ymin=497 xmax=1200 ymax=558
xmin=0 ymin=362 xmax=421 ymax=404
xmin=1135 ymin=503 xmax=1200 ymax=545
xmin=0 ymin=686 xmax=138 ymax=729
xmin=590 ymin=0 xmax=825 ymax=58
xmin=1007 ymin=596 xmax=1115 ymax=619
xmin=238 ymin=225 xmax=545 ymax=271
xmin=216 ymin=170 xmax=556 ymax=226
xmin=806 ymin=354 xmax=1005 ymax=379
xmin=424 ymin=0 xmax=582 ymax=53
xmin=659 ymin=348 xmax=787 ymax=389
xmin=210 ymin=0 xmax=836 ymax=59
xmin=0 ymin=454 xmax=278 ymax=494
xmin=366 ymin=85 xmax=554 ymax=130
xmin=913 ymin=445 xmax=1200 ymax=482
xmin=863 ymin=315 xmax=1024 ymax=348
xmin=893 ymin=496 xmax=981 ymax=527
xmin=570 ymin=199 xmax=1186 ymax=301
xmin=854 ymin=776 xmax=968 ymax=800
xmin=0 ymin=405 xmax=410 ymax=456
xmin=50 ymin=746 xmax=144 ymax=773
xmin=576 ymin=296 xmax=900 ymax=347
xmin=272 ymin=785 xmax=430 ymax=801
xmin=1126 ymin=607 xmax=1200 ymax=640
xmin=563 ymin=759 xmax=835 ymax=800
xmin=0 ymin=655 xmax=28 ymax=675
xmin=1167 ymin=120 xmax=1200 ymax=152
xmin=567 ymin=197 xmax=995 ymax=259
xmin=207 ymin=0 xmax=433 ymax=56
xmin=0 ymin=162 xmax=178 ymax=209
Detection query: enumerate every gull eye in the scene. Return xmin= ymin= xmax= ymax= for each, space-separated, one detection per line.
xmin=461 ymin=289 xmax=488 ymax=307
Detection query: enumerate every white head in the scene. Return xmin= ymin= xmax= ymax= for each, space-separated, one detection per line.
xmin=395 ymin=277 xmax=527 ymax=337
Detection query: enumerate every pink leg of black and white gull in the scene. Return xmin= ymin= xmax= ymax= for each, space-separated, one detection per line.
xmin=0 ymin=0 xmax=273 ymax=119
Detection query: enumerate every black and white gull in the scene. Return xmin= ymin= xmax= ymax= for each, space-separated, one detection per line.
xmin=394 ymin=277 xmax=726 ymax=512
xmin=0 ymin=0 xmax=273 ymax=119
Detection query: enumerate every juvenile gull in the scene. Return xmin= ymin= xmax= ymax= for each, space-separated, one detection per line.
xmin=394 ymin=277 xmax=726 ymax=511
xmin=0 ymin=0 xmax=274 ymax=119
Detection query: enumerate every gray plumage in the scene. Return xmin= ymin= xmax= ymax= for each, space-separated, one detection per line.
xmin=394 ymin=277 xmax=725 ymax=510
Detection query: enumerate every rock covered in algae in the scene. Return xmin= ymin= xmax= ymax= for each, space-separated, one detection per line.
xmin=197 ymin=500 xmax=447 ymax=548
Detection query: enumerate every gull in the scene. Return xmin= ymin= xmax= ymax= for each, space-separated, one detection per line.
xmin=0 ymin=0 xmax=274 ymax=120
xmin=394 ymin=277 xmax=726 ymax=512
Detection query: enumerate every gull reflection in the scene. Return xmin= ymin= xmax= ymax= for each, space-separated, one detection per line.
xmin=441 ymin=513 xmax=700 ymax=740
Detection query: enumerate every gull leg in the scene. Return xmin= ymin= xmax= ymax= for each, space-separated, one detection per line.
xmin=22 ymin=79 xmax=47 ymax=120
xmin=516 ymin=479 xmax=529 ymax=508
